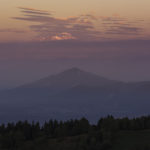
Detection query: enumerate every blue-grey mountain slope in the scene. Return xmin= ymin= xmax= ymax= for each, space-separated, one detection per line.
xmin=0 ymin=68 xmax=150 ymax=123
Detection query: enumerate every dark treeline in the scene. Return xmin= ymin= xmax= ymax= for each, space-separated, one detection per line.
xmin=1 ymin=116 xmax=150 ymax=150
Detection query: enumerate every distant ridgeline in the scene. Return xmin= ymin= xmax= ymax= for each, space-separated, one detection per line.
xmin=1 ymin=116 xmax=150 ymax=150
xmin=1 ymin=68 xmax=150 ymax=123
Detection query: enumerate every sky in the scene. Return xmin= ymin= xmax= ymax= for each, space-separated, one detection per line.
xmin=1 ymin=0 xmax=150 ymax=42
xmin=0 ymin=0 xmax=150 ymax=88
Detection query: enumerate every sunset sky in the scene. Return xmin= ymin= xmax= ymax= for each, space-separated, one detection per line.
xmin=0 ymin=0 xmax=150 ymax=88
xmin=1 ymin=0 xmax=150 ymax=42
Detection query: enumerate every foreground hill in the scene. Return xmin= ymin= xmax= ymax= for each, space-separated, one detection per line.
xmin=0 ymin=68 xmax=150 ymax=122
xmin=0 ymin=116 xmax=150 ymax=150
xmin=2 ymin=130 xmax=149 ymax=150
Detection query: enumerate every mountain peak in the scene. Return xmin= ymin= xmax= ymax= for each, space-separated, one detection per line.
xmin=59 ymin=67 xmax=90 ymax=77
xmin=20 ymin=68 xmax=119 ymax=89
xmin=62 ymin=67 xmax=83 ymax=73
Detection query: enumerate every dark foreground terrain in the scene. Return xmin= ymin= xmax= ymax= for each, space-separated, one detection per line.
xmin=0 ymin=116 xmax=150 ymax=150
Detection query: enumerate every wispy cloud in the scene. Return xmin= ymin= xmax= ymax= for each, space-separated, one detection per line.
xmin=100 ymin=16 xmax=143 ymax=36
xmin=12 ymin=7 xmax=145 ymax=41
xmin=18 ymin=7 xmax=52 ymax=16
xmin=106 ymin=26 xmax=142 ymax=35
xmin=13 ymin=7 xmax=100 ymax=41
xmin=18 ymin=7 xmax=50 ymax=13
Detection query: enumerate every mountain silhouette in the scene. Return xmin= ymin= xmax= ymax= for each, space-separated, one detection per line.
xmin=0 ymin=68 xmax=150 ymax=123
xmin=20 ymin=67 xmax=119 ymax=90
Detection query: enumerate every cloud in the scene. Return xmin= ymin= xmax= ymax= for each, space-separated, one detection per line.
xmin=18 ymin=7 xmax=52 ymax=16
xmin=47 ymin=32 xmax=76 ymax=41
xmin=100 ymin=16 xmax=143 ymax=36
xmin=18 ymin=7 xmax=49 ymax=13
xmin=12 ymin=7 xmax=145 ymax=41
xmin=12 ymin=7 xmax=101 ymax=41
xmin=106 ymin=26 xmax=142 ymax=35
xmin=21 ymin=10 xmax=50 ymax=16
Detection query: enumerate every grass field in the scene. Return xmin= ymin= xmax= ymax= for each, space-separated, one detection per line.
xmin=113 ymin=130 xmax=150 ymax=150
xmin=21 ymin=130 xmax=150 ymax=150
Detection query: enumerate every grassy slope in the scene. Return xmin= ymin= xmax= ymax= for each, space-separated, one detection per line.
xmin=46 ymin=130 xmax=150 ymax=150
xmin=7 ymin=130 xmax=150 ymax=150
xmin=113 ymin=130 xmax=150 ymax=150
xmin=19 ymin=135 xmax=88 ymax=150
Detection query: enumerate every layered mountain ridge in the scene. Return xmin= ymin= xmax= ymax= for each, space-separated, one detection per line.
xmin=0 ymin=68 xmax=150 ymax=123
